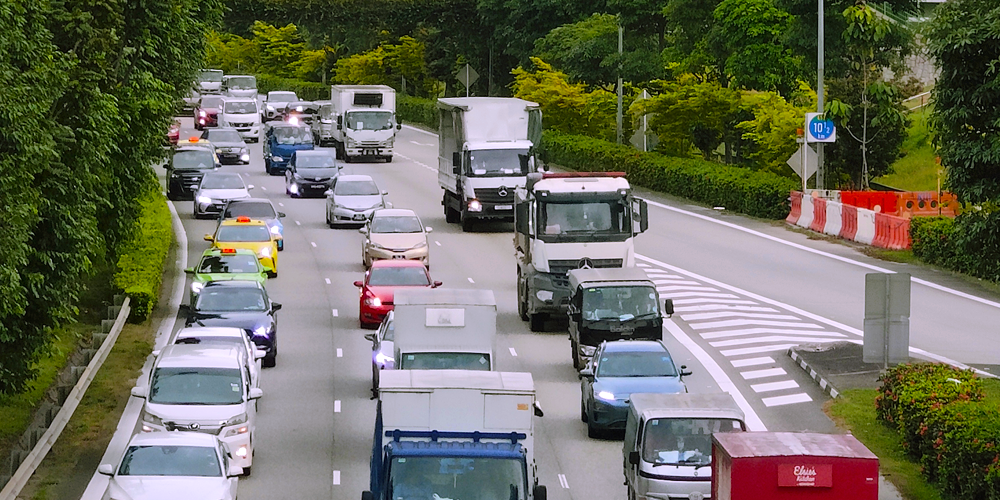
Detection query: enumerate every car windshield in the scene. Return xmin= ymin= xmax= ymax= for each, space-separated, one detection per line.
xmin=345 ymin=111 xmax=393 ymax=131
xmin=642 ymin=418 xmax=744 ymax=466
xmin=268 ymin=92 xmax=297 ymax=102
xmin=227 ymin=76 xmax=256 ymax=89
xmin=583 ymin=286 xmax=658 ymax=321
xmin=596 ymin=351 xmax=677 ymax=377
xmin=149 ymin=367 xmax=244 ymax=405
xmin=465 ymin=149 xmax=529 ymax=177
xmin=272 ymin=127 xmax=312 ymax=145
xmin=201 ymin=174 xmax=244 ymax=190
xmin=371 ymin=216 xmax=422 ymax=234
xmin=216 ymin=225 xmax=270 ymax=242
xmin=206 ymin=130 xmax=243 ymax=143
xmin=540 ymin=200 xmax=630 ymax=236
xmin=198 ymin=255 xmax=260 ymax=274
xmin=367 ymin=267 xmax=430 ymax=286
xmin=296 ymin=154 xmax=337 ymax=169
xmin=224 ymin=202 xmax=275 ymax=219
xmin=196 ymin=287 xmax=268 ymax=311
xmin=400 ymin=353 xmax=491 ymax=370
xmin=200 ymin=96 xmax=224 ymax=108
xmin=224 ymin=101 xmax=257 ymax=114
xmin=198 ymin=69 xmax=223 ymax=83
xmin=118 ymin=445 xmax=222 ymax=477
xmin=172 ymin=150 xmax=215 ymax=170
xmin=335 ymin=180 xmax=379 ymax=196
xmin=389 ymin=457 xmax=526 ymax=500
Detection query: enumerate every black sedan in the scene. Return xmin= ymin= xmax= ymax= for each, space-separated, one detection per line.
xmin=285 ymin=150 xmax=341 ymax=198
xmin=184 ymin=281 xmax=281 ymax=367
xmin=201 ymin=127 xmax=251 ymax=165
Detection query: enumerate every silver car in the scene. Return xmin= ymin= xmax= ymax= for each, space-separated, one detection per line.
xmin=364 ymin=311 xmax=395 ymax=396
xmin=194 ymin=172 xmax=252 ymax=219
xmin=262 ymin=90 xmax=298 ymax=122
xmin=359 ymin=209 xmax=431 ymax=268
xmin=325 ymin=174 xmax=390 ymax=227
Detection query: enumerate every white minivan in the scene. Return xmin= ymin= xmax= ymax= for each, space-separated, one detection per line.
xmin=131 ymin=344 xmax=262 ymax=475
xmin=219 ymin=98 xmax=262 ymax=143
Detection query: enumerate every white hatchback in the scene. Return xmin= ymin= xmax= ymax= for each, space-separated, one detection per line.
xmin=219 ymin=98 xmax=261 ymax=142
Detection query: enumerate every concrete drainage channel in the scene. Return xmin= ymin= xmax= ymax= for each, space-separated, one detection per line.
xmin=0 ymin=296 xmax=131 ymax=500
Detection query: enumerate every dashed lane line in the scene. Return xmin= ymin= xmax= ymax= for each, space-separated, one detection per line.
xmin=740 ymin=368 xmax=786 ymax=380
xmin=731 ymin=357 xmax=775 ymax=367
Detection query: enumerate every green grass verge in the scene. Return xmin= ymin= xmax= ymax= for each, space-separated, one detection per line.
xmin=877 ymin=108 xmax=940 ymax=192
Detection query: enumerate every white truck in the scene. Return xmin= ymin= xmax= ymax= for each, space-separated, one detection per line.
xmin=392 ymin=288 xmax=497 ymax=371
xmin=514 ymin=172 xmax=649 ymax=331
xmin=363 ymin=369 xmax=547 ymax=500
xmin=196 ymin=68 xmax=223 ymax=95
xmin=329 ymin=85 xmax=399 ymax=163
xmin=438 ymin=97 xmax=542 ymax=231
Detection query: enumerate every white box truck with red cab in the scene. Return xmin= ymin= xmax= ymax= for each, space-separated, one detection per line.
xmin=330 ymin=85 xmax=399 ymax=163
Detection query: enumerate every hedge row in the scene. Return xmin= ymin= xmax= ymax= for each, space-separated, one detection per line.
xmin=114 ymin=190 xmax=174 ymax=322
xmin=398 ymin=95 xmax=437 ymax=129
xmin=876 ymin=363 xmax=1000 ymax=499
xmin=538 ymin=131 xmax=798 ymax=219
xmin=256 ymin=74 xmax=329 ymax=101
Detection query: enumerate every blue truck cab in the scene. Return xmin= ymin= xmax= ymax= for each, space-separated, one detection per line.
xmin=263 ymin=121 xmax=314 ymax=175
xmin=364 ymin=370 xmax=547 ymax=500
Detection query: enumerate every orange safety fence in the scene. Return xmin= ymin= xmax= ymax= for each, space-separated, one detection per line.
xmin=896 ymin=191 xmax=959 ymax=218
xmin=873 ymin=213 xmax=911 ymax=250
xmin=840 ymin=191 xmax=898 ymax=214
xmin=840 ymin=205 xmax=858 ymax=240
xmin=810 ymin=198 xmax=827 ymax=233
xmin=786 ymin=191 xmax=803 ymax=225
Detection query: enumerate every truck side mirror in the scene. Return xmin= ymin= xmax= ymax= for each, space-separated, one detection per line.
xmin=639 ymin=199 xmax=649 ymax=234
xmin=663 ymin=299 xmax=674 ymax=317
xmin=336 ymin=115 xmax=343 ymax=130
xmin=514 ymin=202 xmax=530 ymax=235
xmin=533 ymin=400 xmax=544 ymax=417
xmin=361 ymin=491 xmax=374 ymax=500
xmin=452 ymin=151 xmax=461 ymax=169
xmin=628 ymin=451 xmax=640 ymax=465
xmin=532 ymin=485 xmax=547 ymax=500
xmin=579 ymin=367 xmax=594 ymax=379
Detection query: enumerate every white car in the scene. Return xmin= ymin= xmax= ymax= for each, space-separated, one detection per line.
xmin=359 ymin=209 xmax=431 ymax=267
xmin=219 ymin=98 xmax=261 ymax=143
xmin=98 ymin=432 xmax=240 ymax=500
xmin=221 ymin=75 xmax=257 ymax=99
xmin=172 ymin=326 xmax=265 ymax=389
xmin=131 ymin=344 xmax=262 ymax=475
xmin=364 ymin=311 xmax=395 ymax=395
xmin=193 ymin=172 xmax=252 ymax=219
xmin=262 ymin=91 xmax=298 ymax=121
xmin=325 ymin=174 xmax=390 ymax=227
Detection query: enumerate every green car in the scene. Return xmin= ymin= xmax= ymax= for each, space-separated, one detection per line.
xmin=185 ymin=247 xmax=268 ymax=304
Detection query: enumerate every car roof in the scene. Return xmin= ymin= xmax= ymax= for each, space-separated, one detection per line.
xmin=268 ymin=121 xmax=308 ymax=129
xmin=601 ymin=340 xmax=669 ymax=353
xmin=157 ymin=344 xmax=242 ymax=369
xmin=205 ymin=127 xmax=240 ymax=134
xmin=201 ymin=247 xmax=257 ymax=256
xmin=338 ymin=174 xmax=375 ymax=182
xmin=373 ymin=208 xmax=417 ymax=218
xmin=202 ymin=172 xmax=243 ymax=180
xmin=127 ymin=431 xmax=221 ymax=448
xmin=370 ymin=259 xmax=428 ymax=269
xmin=294 ymin=150 xmax=335 ymax=157
xmin=174 ymin=145 xmax=214 ymax=153
xmin=219 ymin=218 xmax=267 ymax=226
xmin=174 ymin=326 xmax=248 ymax=341
xmin=201 ymin=280 xmax=265 ymax=290
xmin=226 ymin=198 xmax=273 ymax=207
xmin=224 ymin=97 xmax=256 ymax=103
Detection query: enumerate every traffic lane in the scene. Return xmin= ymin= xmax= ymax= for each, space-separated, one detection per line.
xmin=632 ymin=192 xmax=1000 ymax=366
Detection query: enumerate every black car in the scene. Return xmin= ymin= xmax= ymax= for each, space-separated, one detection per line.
xmin=184 ymin=281 xmax=281 ymax=367
xmin=165 ymin=146 xmax=221 ymax=200
xmin=201 ymin=127 xmax=250 ymax=165
xmin=285 ymin=150 xmax=341 ymax=198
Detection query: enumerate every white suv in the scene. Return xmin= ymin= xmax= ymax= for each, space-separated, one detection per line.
xmin=173 ymin=326 xmax=264 ymax=389
xmin=219 ymin=98 xmax=262 ymax=143
xmin=131 ymin=344 xmax=262 ymax=475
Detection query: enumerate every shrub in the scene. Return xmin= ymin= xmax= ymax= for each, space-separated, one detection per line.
xmin=910 ymin=216 xmax=958 ymax=268
xmin=539 ymin=130 xmax=798 ymax=219
xmin=256 ymin=74 xmax=329 ymax=101
xmin=113 ymin=189 xmax=173 ymax=322
xmin=398 ymin=95 xmax=436 ymax=129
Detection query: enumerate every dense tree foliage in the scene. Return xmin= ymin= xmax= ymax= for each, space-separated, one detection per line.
xmin=0 ymin=0 xmax=222 ymax=394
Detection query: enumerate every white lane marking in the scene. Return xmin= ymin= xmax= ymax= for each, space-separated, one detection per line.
xmin=664 ymin=320 xmax=766 ymax=431
xmin=711 ymin=336 xmax=845 ymax=348
xmin=409 ymin=140 xmax=434 ymax=146
xmin=336 ymin=348 xmax=343 ymax=358
xmin=752 ymin=380 xmax=800 ymax=393
xmin=673 ymin=298 xmax=758 ymax=306
xmin=435 ymin=241 xmax=441 ymax=246
xmin=509 ymin=347 xmax=518 ymax=357
xmin=278 ymin=202 xmax=284 ymax=207
xmin=401 ymin=124 xmax=438 ymax=137
xmin=558 ymin=474 xmax=569 ymax=489
xmin=325 ymin=278 xmax=331 ymax=284
xmin=658 ymin=285 xmax=721 ymax=293
xmin=295 ymin=220 xmax=301 ymax=225
xmin=664 ymin=291 xmax=741 ymax=299
xmin=740 ymin=368 xmax=786 ymax=380
xmin=311 ymin=241 xmax=317 ymax=247
xmin=653 ymin=280 xmax=702 ymax=286
xmin=332 ymin=309 xmax=339 ymax=317
xmin=468 ymin=277 xmax=475 ymax=284
xmin=261 ymin=186 xmax=267 ymax=191
xmin=681 ymin=311 xmax=799 ymax=321
xmin=731 ymin=357 xmax=775 ymax=367
xmin=676 ymin=305 xmax=780 ymax=313
xmin=700 ymin=327 xmax=845 ymax=340
xmin=333 ymin=470 xmax=341 ymax=485
xmin=691 ymin=319 xmax=823 ymax=330
xmin=334 ymin=400 xmax=341 ymax=413
xmin=720 ymin=344 xmax=801 ymax=357
xmin=762 ymin=393 xmax=813 ymax=407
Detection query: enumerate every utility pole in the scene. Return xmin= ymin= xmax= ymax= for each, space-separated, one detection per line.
xmin=816 ymin=0 xmax=825 ymax=190
xmin=616 ymin=19 xmax=624 ymax=145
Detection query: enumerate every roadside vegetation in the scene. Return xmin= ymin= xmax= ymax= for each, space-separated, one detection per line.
xmin=877 ymin=108 xmax=938 ymax=192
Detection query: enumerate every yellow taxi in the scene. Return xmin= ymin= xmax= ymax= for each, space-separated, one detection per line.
xmin=177 ymin=135 xmax=221 ymax=164
xmin=205 ymin=216 xmax=279 ymax=277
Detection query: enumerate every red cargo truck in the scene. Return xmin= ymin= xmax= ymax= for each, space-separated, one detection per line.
xmin=712 ymin=432 xmax=879 ymax=500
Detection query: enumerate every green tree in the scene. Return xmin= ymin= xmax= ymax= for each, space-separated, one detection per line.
xmin=707 ymin=0 xmax=803 ymax=95
xmin=662 ymin=0 xmax=721 ymax=74
xmin=636 ymin=76 xmax=742 ymax=159
xmin=252 ymin=22 xmax=307 ymax=78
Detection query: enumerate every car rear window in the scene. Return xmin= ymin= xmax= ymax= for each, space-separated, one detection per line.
xmin=368 ymin=267 xmax=430 ymax=286
xmin=216 ymin=225 xmax=271 ymax=242
xmin=225 ymin=202 xmax=275 ymax=219
xmin=198 ymin=255 xmax=260 ymax=273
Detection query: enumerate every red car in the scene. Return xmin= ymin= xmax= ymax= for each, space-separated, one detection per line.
xmin=354 ymin=260 xmax=441 ymax=329
xmin=194 ymin=95 xmax=224 ymax=130
xmin=166 ymin=119 xmax=181 ymax=145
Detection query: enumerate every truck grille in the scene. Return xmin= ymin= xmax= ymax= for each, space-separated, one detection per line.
xmin=360 ymin=141 xmax=382 ymax=148
xmin=474 ymin=187 xmax=515 ymax=204
xmin=231 ymin=122 xmax=254 ymax=128
xmin=548 ymin=258 xmax=624 ymax=275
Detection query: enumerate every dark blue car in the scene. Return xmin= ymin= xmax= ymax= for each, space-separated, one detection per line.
xmin=263 ymin=122 xmax=314 ymax=175
xmin=580 ymin=340 xmax=690 ymax=438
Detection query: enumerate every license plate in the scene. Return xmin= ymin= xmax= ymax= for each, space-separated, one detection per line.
xmin=363 ymin=149 xmax=380 ymax=155
xmin=353 ymin=214 xmax=366 ymax=221
xmin=392 ymin=255 xmax=405 ymax=259
xmin=495 ymin=204 xmax=513 ymax=210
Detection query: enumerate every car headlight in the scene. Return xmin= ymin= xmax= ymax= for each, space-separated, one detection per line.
xmin=374 ymin=351 xmax=393 ymax=367
xmin=267 ymin=105 xmax=274 ymax=111
xmin=536 ymin=290 xmax=554 ymax=302
xmin=141 ymin=412 xmax=162 ymax=432
xmin=199 ymin=110 xmax=207 ymax=117
xmin=259 ymin=247 xmax=271 ymax=258
xmin=364 ymin=296 xmax=382 ymax=307
xmin=468 ymin=199 xmax=483 ymax=212
xmin=197 ymin=195 xmax=212 ymax=204
xmin=346 ymin=138 xmax=358 ymax=147
xmin=412 ymin=241 xmax=427 ymax=249
xmin=597 ymin=390 xmax=616 ymax=402
xmin=370 ymin=241 xmax=386 ymax=250
xmin=269 ymin=225 xmax=281 ymax=235
xmin=223 ymin=413 xmax=249 ymax=437
xmin=215 ymin=148 xmax=223 ymax=153
xmin=271 ymin=156 xmax=283 ymax=162
xmin=252 ymin=325 xmax=271 ymax=338
xmin=241 ymin=153 xmax=250 ymax=162
xmin=191 ymin=282 xmax=204 ymax=294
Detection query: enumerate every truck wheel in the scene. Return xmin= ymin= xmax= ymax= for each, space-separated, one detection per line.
xmin=461 ymin=211 xmax=475 ymax=232
xmin=587 ymin=419 xmax=600 ymax=439
xmin=445 ymin=205 xmax=460 ymax=224
xmin=581 ymin=399 xmax=588 ymax=422
xmin=517 ymin=285 xmax=529 ymax=321
xmin=571 ymin=340 xmax=581 ymax=369
xmin=384 ymin=156 xmax=393 ymax=163
xmin=529 ymin=313 xmax=546 ymax=332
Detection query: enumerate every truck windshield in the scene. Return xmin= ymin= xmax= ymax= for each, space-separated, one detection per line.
xmin=465 ymin=149 xmax=529 ymax=177
xmin=538 ymin=200 xmax=631 ymax=242
xmin=389 ymin=457 xmax=526 ymax=500
xmin=226 ymin=76 xmax=256 ymax=89
xmin=583 ymin=286 xmax=658 ymax=321
xmin=346 ymin=111 xmax=393 ymax=130
xmin=400 ymin=353 xmax=491 ymax=370
xmin=198 ymin=69 xmax=223 ymax=83
xmin=642 ymin=418 xmax=744 ymax=466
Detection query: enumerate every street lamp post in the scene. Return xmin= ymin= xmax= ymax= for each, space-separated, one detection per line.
xmin=816 ymin=0 xmax=825 ymax=190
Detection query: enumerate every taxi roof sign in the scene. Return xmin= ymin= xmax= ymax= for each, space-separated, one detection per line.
xmin=236 ymin=216 xmax=251 ymax=223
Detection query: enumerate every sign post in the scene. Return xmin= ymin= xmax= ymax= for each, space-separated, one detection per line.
xmin=456 ymin=64 xmax=479 ymax=98
xmin=863 ymin=273 xmax=911 ymax=368
xmin=805 ymin=113 xmax=836 ymax=143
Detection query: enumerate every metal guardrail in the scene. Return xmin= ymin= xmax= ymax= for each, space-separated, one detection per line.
xmin=903 ymin=91 xmax=932 ymax=111
xmin=0 ymin=297 xmax=131 ymax=500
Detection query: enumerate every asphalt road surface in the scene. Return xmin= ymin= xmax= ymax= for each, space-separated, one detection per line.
xmin=158 ymin=118 xmax=1000 ymax=500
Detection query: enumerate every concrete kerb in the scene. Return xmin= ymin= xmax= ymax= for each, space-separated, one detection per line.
xmin=787 ymin=348 xmax=841 ymax=399
xmin=77 ymin=197 xmax=187 ymax=500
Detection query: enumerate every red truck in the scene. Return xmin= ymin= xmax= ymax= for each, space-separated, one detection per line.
xmin=712 ymin=432 xmax=879 ymax=500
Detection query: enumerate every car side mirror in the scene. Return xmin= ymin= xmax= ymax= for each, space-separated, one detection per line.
xmin=98 ymin=464 xmax=114 ymax=476
xmin=663 ymin=299 xmax=674 ymax=317
xmin=324 ymin=190 xmax=333 ymax=197
xmin=179 ymin=303 xmax=190 ymax=312
xmin=358 ymin=227 xmax=368 ymax=234
xmin=533 ymin=400 xmax=544 ymax=417
xmin=204 ymin=234 xmax=214 ymax=241
xmin=680 ymin=365 xmax=693 ymax=377
xmin=227 ymin=463 xmax=243 ymax=478
xmin=432 ymin=281 xmax=443 ymax=288
xmin=277 ymin=212 xmax=286 ymax=218
xmin=254 ymin=349 xmax=266 ymax=360
xmin=247 ymin=184 xmax=255 ymax=190
xmin=381 ymin=190 xmax=388 ymax=196
xmin=249 ymin=388 xmax=264 ymax=400
xmin=579 ymin=367 xmax=594 ymax=379
xmin=628 ymin=451 xmax=640 ymax=465
xmin=425 ymin=227 xmax=433 ymax=233
xmin=354 ymin=280 xmax=364 ymax=287
xmin=271 ymin=303 xmax=282 ymax=312
xmin=362 ymin=491 xmax=375 ymax=500
xmin=396 ymin=123 xmax=402 ymax=130
xmin=184 ymin=267 xmax=195 ymax=274
xmin=533 ymin=485 xmax=547 ymax=500
xmin=364 ymin=333 xmax=376 ymax=342
xmin=130 ymin=386 xmax=148 ymax=398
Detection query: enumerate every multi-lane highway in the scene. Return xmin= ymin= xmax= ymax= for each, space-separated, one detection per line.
xmin=152 ymin=117 xmax=1000 ymax=500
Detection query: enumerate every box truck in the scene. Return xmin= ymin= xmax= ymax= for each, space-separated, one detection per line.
xmin=391 ymin=288 xmax=497 ymax=371
xmin=330 ymin=85 xmax=399 ymax=163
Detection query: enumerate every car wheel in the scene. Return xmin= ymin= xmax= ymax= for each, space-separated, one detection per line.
xmin=529 ymin=313 xmax=546 ymax=332
xmin=262 ymin=354 xmax=276 ymax=368
xmin=264 ymin=159 xmax=271 ymax=175
xmin=587 ymin=415 xmax=600 ymax=439
xmin=517 ymin=283 xmax=529 ymax=322
xmin=581 ymin=398 xmax=588 ymax=423
xmin=385 ymin=156 xmax=393 ymax=163
xmin=242 ymin=466 xmax=252 ymax=477
xmin=372 ymin=364 xmax=379 ymax=398
xmin=277 ymin=240 xmax=283 ymax=251
xmin=571 ymin=340 xmax=581 ymax=370
xmin=445 ymin=205 xmax=460 ymax=224
xmin=461 ymin=211 xmax=474 ymax=232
